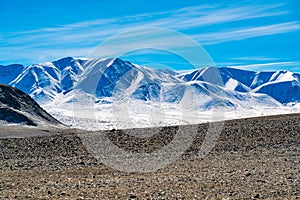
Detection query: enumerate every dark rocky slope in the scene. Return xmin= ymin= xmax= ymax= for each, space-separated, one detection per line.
xmin=0 ymin=84 xmax=62 ymax=126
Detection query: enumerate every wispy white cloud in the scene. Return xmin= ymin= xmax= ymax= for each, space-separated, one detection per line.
xmin=193 ymin=22 xmax=300 ymax=44
xmin=230 ymin=56 xmax=280 ymax=61
xmin=169 ymin=3 xmax=288 ymax=29
xmin=227 ymin=61 xmax=300 ymax=72
xmin=1 ymin=2 xmax=299 ymax=65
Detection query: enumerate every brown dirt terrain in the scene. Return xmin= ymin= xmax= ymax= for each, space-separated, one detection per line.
xmin=0 ymin=113 xmax=299 ymax=199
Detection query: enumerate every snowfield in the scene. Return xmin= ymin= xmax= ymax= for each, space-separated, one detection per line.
xmin=42 ymin=95 xmax=300 ymax=131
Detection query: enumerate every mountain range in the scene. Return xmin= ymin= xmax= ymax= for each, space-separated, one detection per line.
xmin=1 ymin=57 xmax=299 ymax=111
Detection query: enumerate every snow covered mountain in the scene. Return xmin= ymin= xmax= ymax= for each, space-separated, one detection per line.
xmin=178 ymin=67 xmax=300 ymax=104
xmin=0 ymin=57 xmax=299 ymax=108
xmin=75 ymin=58 xmax=183 ymax=101
xmin=0 ymin=57 xmax=87 ymax=103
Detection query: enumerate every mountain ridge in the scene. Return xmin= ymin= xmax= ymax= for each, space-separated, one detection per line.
xmin=1 ymin=57 xmax=299 ymax=108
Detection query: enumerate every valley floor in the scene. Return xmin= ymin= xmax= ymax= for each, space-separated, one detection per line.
xmin=0 ymin=113 xmax=299 ymax=199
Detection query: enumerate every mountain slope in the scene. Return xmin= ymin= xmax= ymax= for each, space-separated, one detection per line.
xmin=0 ymin=84 xmax=63 ymax=126
xmin=75 ymin=58 xmax=183 ymax=101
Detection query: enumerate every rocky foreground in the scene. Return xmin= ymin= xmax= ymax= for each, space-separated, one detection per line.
xmin=0 ymin=113 xmax=299 ymax=199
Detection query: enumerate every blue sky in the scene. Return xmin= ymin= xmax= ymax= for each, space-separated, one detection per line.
xmin=1 ymin=0 xmax=300 ymax=71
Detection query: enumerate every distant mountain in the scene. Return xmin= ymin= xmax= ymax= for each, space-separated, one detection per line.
xmin=0 ymin=57 xmax=87 ymax=103
xmin=0 ymin=84 xmax=63 ymax=126
xmin=0 ymin=57 xmax=299 ymax=110
xmin=178 ymin=67 xmax=300 ymax=104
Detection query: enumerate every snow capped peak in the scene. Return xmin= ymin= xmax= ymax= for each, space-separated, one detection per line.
xmin=269 ymin=70 xmax=296 ymax=82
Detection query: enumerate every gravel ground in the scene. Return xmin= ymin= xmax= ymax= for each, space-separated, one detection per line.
xmin=0 ymin=113 xmax=299 ymax=199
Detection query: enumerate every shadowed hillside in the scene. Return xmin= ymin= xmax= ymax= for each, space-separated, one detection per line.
xmin=0 ymin=84 xmax=63 ymax=126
